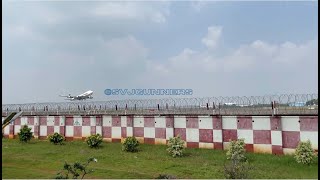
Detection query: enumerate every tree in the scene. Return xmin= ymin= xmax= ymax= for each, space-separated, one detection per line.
xmin=306 ymin=99 xmax=318 ymax=106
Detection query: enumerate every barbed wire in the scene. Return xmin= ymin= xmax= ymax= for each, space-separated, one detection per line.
xmin=2 ymin=93 xmax=318 ymax=116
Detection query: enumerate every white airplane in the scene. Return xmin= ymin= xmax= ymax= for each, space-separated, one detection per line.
xmin=199 ymin=104 xmax=214 ymax=108
xmin=59 ymin=90 xmax=94 ymax=101
xmin=238 ymin=104 xmax=253 ymax=107
xmin=224 ymin=102 xmax=236 ymax=106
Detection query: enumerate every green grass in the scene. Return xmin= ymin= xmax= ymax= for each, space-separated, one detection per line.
xmin=2 ymin=138 xmax=318 ymax=179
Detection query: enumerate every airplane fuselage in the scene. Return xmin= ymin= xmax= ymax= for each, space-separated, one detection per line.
xmin=74 ymin=90 xmax=93 ymax=100
xmin=78 ymin=90 xmax=93 ymax=97
xmin=61 ymin=90 xmax=94 ymax=101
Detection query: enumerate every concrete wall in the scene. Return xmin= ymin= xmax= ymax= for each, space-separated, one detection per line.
xmin=2 ymin=115 xmax=318 ymax=155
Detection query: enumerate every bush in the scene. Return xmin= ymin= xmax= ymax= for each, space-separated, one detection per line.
xmin=122 ymin=136 xmax=139 ymax=152
xmin=86 ymin=134 xmax=103 ymax=148
xmin=224 ymin=139 xmax=251 ymax=179
xmin=48 ymin=133 xmax=65 ymax=145
xmin=155 ymin=174 xmax=176 ymax=179
xmin=56 ymin=157 xmax=97 ymax=179
xmin=224 ymin=160 xmax=251 ymax=179
xmin=167 ymin=136 xmax=185 ymax=158
xmin=294 ymin=140 xmax=316 ymax=165
xmin=226 ymin=139 xmax=246 ymax=162
xmin=18 ymin=125 xmax=33 ymax=142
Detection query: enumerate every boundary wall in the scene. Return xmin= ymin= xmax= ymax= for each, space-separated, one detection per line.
xmin=2 ymin=115 xmax=318 ymax=155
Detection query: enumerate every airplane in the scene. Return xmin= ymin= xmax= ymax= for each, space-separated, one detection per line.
xmin=59 ymin=90 xmax=94 ymax=101
xmin=238 ymin=104 xmax=254 ymax=107
xmin=199 ymin=104 xmax=214 ymax=108
xmin=224 ymin=102 xmax=236 ymax=106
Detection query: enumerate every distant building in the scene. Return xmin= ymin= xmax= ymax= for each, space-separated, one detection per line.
xmin=288 ymin=102 xmax=306 ymax=107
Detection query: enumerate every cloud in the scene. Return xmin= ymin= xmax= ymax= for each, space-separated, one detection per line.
xmin=274 ymin=39 xmax=318 ymax=64
xmin=4 ymin=1 xmax=171 ymax=103
xmin=3 ymin=31 xmax=149 ymax=103
xmin=92 ymin=2 xmax=169 ymax=23
xmin=2 ymin=1 xmax=317 ymax=103
xmin=3 ymin=1 xmax=171 ymax=43
xmin=4 ymin=22 xmax=317 ymax=103
xmin=190 ymin=1 xmax=208 ymax=12
xmin=97 ymin=35 xmax=148 ymax=66
xmin=45 ymin=35 xmax=149 ymax=83
xmin=142 ymin=26 xmax=317 ymax=96
xmin=201 ymin=26 xmax=223 ymax=49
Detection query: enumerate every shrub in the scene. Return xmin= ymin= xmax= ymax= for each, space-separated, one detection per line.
xmin=224 ymin=139 xmax=251 ymax=179
xmin=56 ymin=157 xmax=97 ymax=179
xmin=18 ymin=125 xmax=33 ymax=142
xmin=48 ymin=133 xmax=65 ymax=145
xmin=86 ymin=134 xmax=103 ymax=148
xmin=226 ymin=139 xmax=246 ymax=162
xmin=224 ymin=160 xmax=251 ymax=179
xmin=167 ymin=136 xmax=185 ymax=158
xmin=294 ymin=140 xmax=316 ymax=165
xmin=156 ymin=174 xmax=176 ymax=179
xmin=122 ymin=136 xmax=139 ymax=152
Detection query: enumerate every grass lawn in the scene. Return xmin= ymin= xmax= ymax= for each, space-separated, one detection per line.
xmin=2 ymin=139 xmax=318 ymax=179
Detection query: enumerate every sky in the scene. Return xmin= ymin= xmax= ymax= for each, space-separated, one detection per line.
xmin=2 ymin=1 xmax=318 ymax=104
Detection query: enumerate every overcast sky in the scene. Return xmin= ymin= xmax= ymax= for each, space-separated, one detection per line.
xmin=2 ymin=1 xmax=318 ymax=104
